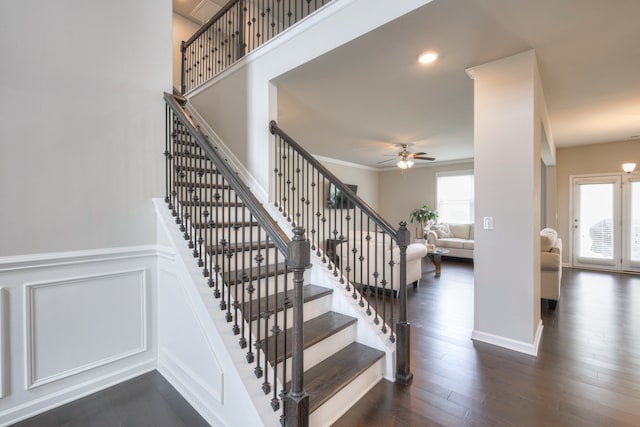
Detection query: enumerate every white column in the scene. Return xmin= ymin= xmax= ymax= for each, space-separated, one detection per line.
xmin=469 ymin=50 xmax=545 ymax=355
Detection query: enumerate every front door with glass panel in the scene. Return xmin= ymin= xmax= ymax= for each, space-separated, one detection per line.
xmin=572 ymin=176 xmax=621 ymax=270
xmin=623 ymin=178 xmax=640 ymax=271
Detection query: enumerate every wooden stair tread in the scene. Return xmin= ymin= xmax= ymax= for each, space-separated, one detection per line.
xmin=180 ymin=200 xmax=244 ymax=208
xmin=223 ymin=262 xmax=287 ymax=286
xmin=174 ymin=164 xmax=220 ymax=174
xmin=303 ymin=342 xmax=385 ymax=413
xmin=244 ymin=284 xmax=332 ymax=322
xmin=261 ymin=311 xmax=356 ymax=365
xmin=209 ymin=240 xmax=274 ymax=255
xmin=174 ymin=181 xmax=231 ymax=190
xmin=173 ymin=151 xmax=208 ymax=161
xmin=192 ymin=220 xmax=259 ymax=230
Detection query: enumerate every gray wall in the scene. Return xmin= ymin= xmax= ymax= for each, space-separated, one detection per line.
xmin=173 ymin=14 xmax=200 ymax=90
xmin=378 ymin=161 xmax=474 ymax=239
xmin=0 ymin=0 xmax=172 ymax=256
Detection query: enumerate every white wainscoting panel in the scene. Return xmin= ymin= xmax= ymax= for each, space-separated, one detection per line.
xmin=25 ymin=269 xmax=147 ymax=389
xmin=157 ymin=268 xmax=223 ymax=403
xmin=0 ymin=288 xmax=6 ymax=398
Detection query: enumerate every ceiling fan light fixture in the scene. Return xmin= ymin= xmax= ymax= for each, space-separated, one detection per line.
xmin=397 ymin=159 xmax=414 ymax=169
xmin=418 ymin=50 xmax=439 ymax=64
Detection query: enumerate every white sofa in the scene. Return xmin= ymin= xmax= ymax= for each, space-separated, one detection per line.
xmin=334 ymin=231 xmax=428 ymax=291
xmin=540 ymin=228 xmax=562 ymax=310
xmin=426 ymin=223 xmax=474 ymax=259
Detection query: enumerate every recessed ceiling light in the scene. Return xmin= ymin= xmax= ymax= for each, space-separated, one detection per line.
xmin=418 ymin=50 xmax=439 ymax=64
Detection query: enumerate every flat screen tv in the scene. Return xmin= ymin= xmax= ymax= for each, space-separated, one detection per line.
xmin=327 ymin=183 xmax=357 ymax=209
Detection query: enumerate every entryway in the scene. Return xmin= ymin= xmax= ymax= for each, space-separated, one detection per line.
xmin=571 ymin=174 xmax=640 ymax=272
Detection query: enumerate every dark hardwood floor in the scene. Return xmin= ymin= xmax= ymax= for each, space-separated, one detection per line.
xmin=13 ymin=262 xmax=640 ymax=426
xmin=11 ymin=371 xmax=209 ymax=427
xmin=334 ymin=259 xmax=640 ymax=427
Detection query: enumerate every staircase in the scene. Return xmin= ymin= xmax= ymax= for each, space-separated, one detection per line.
xmin=164 ymin=93 xmax=391 ymax=426
xmin=164 ymin=2 xmax=416 ymax=424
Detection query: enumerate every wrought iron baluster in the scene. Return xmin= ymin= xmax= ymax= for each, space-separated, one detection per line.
xmin=254 ymin=230 xmax=264 ymax=379
xmin=286 ymin=142 xmax=292 ymax=222
xmin=213 ymin=166 xmax=222 ymax=299
xmin=339 ymin=205 xmax=346 ymax=286
xmin=239 ymin=200 xmax=247 ymax=348
xmin=232 ymin=195 xmax=240 ymax=335
xmin=270 ymin=236 xmax=281 ymax=411
xmin=262 ymin=249 xmax=271 ymax=395
xmin=373 ymin=228 xmax=380 ymax=326
xmin=246 ymin=213 xmax=256 ymax=364
xmin=305 ymin=158 xmax=311 ymax=250
xmin=279 ymin=249 xmax=288 ymax=425
xmin=219 ymin=174 xmax=228 ymax=312
xmin=294 ymin=150 xmax=300 ymax=227
xmin=380 ymin=233 xmax=388 ymax=335
xmin=225 ymin=181 xmax=233 ymax=323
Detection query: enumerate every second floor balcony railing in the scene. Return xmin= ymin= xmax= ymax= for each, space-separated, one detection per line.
xmin=181 ymin=0 xmax=333 ymax=93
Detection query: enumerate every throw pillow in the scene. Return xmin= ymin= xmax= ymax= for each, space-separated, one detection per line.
xmin=540 ymin=228 xmax=558 ymax=252
xmin=449 ymin=223 xmax=469 ymax=239
xmin=469 ymin=224 xmax=474 ymax=240
xmin=432 ymin=223 xmax=452 ymax=239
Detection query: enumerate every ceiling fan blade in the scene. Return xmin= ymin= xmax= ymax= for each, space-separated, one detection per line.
xmin=409 ymin=152 xmax=427 ymax=157
xmin=413 ymin=156 xmax=435 ymax=161
xmin=376 ymin=158 xmax=397 ymax=164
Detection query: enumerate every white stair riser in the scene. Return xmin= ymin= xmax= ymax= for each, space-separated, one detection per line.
xmin=273 ymin=325 xmax=357 ymax=385
xmin=221 ymin=272 xmax=294 ymax=302
xmin=309 ymin=358 xmax=385 ymax=427
xmin=246 ymin=294 xmax=333 ymax=339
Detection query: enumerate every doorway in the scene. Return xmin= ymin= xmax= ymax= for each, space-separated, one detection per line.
xmin=571 ymin=174 xmax=640 ymax=272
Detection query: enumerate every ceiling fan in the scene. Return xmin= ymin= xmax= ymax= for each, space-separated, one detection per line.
xmin=377 ymin=143 xmax=435 ymax=169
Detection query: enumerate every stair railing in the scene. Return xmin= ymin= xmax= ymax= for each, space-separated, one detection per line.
xmin=164 ymin=93 xmax=310 ymax=425
xmin=269 ymin=120 xmax=413 ymax=384
xmin=181 ymin=0 xmax=334 ymax=94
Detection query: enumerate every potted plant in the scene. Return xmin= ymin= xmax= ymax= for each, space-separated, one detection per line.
xmin=409 ymin=204 xmax=438 ymax=240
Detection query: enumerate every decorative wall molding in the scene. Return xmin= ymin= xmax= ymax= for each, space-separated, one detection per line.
xmin=24 ymin=269 xmax=148 ymax=389
xmin=0 ymin=288 xmax=6 ymax=399
xmin=0 ymin=245 xmax=166 ymax=273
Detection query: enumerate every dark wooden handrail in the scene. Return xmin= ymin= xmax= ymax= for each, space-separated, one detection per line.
xmin=269 ymin=120 xmax=398 ymax=240
xmin=165 ymin=92 xmax=290 ymax=254
xmin=270 ymin=119 xmax=413 ymax=386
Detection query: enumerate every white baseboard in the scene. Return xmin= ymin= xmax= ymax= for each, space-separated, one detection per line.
xmin=471 ymin=320 xmax=543 ymax=356
xmin=158 ymin=351 xmax=225 ymax=427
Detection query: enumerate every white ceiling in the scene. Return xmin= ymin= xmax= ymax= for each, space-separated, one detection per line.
xmin=274 ymin=0 xmax=640 ymax=168
xmin=173 ymin=0 xmax=230 ymax=24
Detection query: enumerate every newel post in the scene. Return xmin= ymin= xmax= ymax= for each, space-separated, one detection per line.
xmin=284 ymin=227 xmax=310 ymax=427
xmin=396 ymin=221 xmax=413 ymax=384
xmin=180 ymin=41 xmax=186 ymax=94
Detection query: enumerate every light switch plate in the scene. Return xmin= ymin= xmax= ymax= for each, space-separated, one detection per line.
xmin=483 ymin=216 xmax=493 ymax=230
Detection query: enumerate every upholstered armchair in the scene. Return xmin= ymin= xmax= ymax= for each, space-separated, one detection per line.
xmin=334 ymin=232 xmax=427 ymax=293
xmin=540 ymin=228 xmax=562 ymax=310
